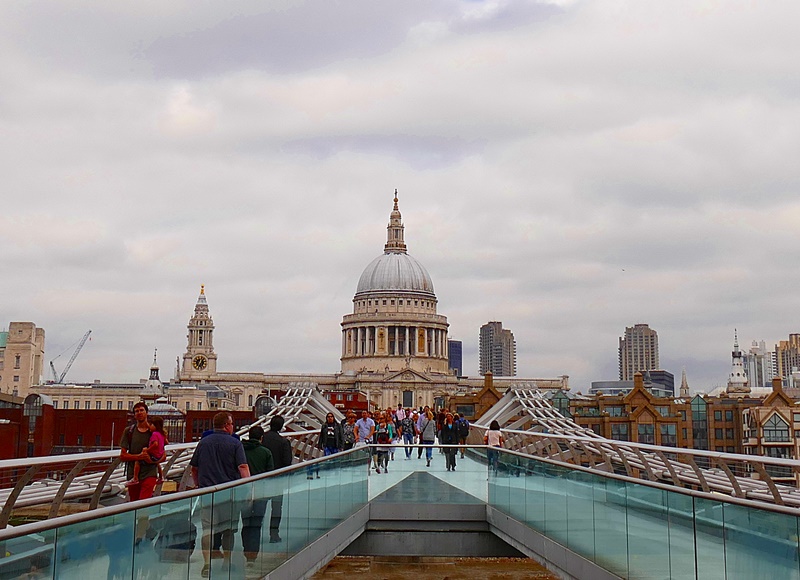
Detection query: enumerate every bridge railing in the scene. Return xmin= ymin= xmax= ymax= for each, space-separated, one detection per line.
xmin=468 ymin=424 xmax=800 ymax=507
xmin=0 ymin=430 xmax=321 ymax=529
xmin=0 ymin=447 xmax=370 ymax=580
xmin=487 ymin=447 xmax=800 ymax=580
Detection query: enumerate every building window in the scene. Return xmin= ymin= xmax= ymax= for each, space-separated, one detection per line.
xmin=128 ymin=401 xmax=134 ymax=411
xmin=794 ymin=413 xmax=800 ymax=423
xmin=715 ymin=428 xmax=723 ymax=439
xmin=95 ymin=435 xmax=102 ymax=446
xmin=14 ymin=355 xmax=20 ymax=369
xmin=725 ymin=410 xmax=733 ymax=421
xmin=76 ymin=435 xmax=83 ymax=446
xmin=764 ymin=415 xmax=790 ymax=442
xmin=611 ymin=423 xmax=628 ymax=441
xmin=248 ymin=395 xmax=253 ymax=407
xmin=107 ymin=401 xmax=112 ymax=410
xmin=346 ymin=394 xmax=353 ymax=401
xmin=95 ymin=401 xmax=101 ymax=410
xmin=85 ymin=401 xmax=91 ymax=409
xmin=638 ymin=424 xmax=654 ymax=444
xmin=197 ymin=402 xmax=202 ymax=410
xmin=117 ymin=401 xmax=123 ymax=410
xmin=53 ymin=400 xmax=58 ymax=409
xmin=656 ymin=406 xmax=670 ymax=417
xmin=714 ymin=410 xmax=722 ymax=421
xmin=382 ymin=300 xmax=387 ymax=306
xmin=186 ymin=401 xmax=191 ymax=410
xmin=661 ymin=424 xmax=677 ymax=447
xmin=73 ymin=400 xmax=80 ymax=409
xmin=13 ymin=376 xmax=19 ymax=382
xmin=725 ymin=428 xmax=734 ymax=439
xmin=607 ymin=406 xmax=624 ymax=417
xmin=682 ymin=427 xmax=687 ymax=440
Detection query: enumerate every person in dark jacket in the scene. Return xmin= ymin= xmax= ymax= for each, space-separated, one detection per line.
xmin=318 ymin=413 xmax=344 ymax=455
xmin=261 ymin=415 xmax=292 ymax=543
xmin=241 ymin=426 xmax=274 ymax=567
xmin=440 ymin=413 xmax=459 ymax=472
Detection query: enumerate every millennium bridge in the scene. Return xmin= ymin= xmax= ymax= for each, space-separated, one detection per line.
xmin=0 ymin=384 xmax=798 ymax=579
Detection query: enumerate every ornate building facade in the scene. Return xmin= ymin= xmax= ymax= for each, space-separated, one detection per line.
xmin=34 ymin=191 xmax=570 ymax=413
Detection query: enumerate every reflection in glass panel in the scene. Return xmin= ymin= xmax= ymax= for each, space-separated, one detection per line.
xmin=694 ymin=496 xmax=726 ymax=580
xmin=54 ymin=510 xmax=135 ymax=579
xmin=0 ymin=527 xmax=56 ymax=579
xmin=543 ymin=463 xmax=568 ymax=544
xmin=626 ymin=483 xmax=670 ymax=579
xmin=592 ymin=476 xmax=628 ymax=578
xmin=723 ymin=503 xmax=800 ymax=580
xmin=666 ymin=490 xmax=696 ymax=579
xmin=133 ymin=498 xmax=194 ymax=579
xmin=565 ymin=470 xmax=595 ymax=560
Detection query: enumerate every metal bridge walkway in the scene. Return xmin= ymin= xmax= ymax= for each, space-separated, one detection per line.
xmin=1 ymin=445 xmax=799 ymax=580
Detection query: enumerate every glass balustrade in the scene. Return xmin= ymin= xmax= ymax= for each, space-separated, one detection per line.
xmin=0 ymin=445 xmax=798 ymax=579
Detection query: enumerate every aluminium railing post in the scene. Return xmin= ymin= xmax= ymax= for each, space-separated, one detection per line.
xmin=88 ymin=457 xmax=123 ymax=509
xmin=0 ymin=464 xmax=43 ymax=529
xmin=48 ymin=459 xmax=91 ymax=519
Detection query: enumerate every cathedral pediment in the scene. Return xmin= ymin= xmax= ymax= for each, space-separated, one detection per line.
xmin=385 ymin=368 xmax=432 ymax=383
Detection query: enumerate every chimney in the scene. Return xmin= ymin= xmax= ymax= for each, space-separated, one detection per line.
xmin=484 ymin=371 xmax=493 ymax=391
xmin=772 ymin=376 xmax=783 ymax=393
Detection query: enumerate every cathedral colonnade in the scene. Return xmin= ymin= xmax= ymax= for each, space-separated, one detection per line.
xmin=341 ymin=325 xmax=449 ymax=359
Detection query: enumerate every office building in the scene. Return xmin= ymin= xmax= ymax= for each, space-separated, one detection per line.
xmin=448 ymin=339 xmax=463 ymax=376
xmin=479 ymin=322 xmax=517 ymax=377
xmin=774 ymin=334 xmax=800 ymax=388
xmin=618 ymin=323 xmax=659 ymax=381
xmin=744 ymin=340 xmax=774 ymax=389
xmin=0 ymin=322 xmax=45 ymax=398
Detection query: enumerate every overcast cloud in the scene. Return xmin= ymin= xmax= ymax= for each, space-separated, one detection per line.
xmin=2 ymin=1 xmax=799 ymax=393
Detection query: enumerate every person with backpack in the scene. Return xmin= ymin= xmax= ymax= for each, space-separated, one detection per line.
xmin=241 ymin=426 xmax=274 ymax=569
xmin=455 ymin=413 xmax=470 ymax=459
xmin=374 ymin=415 xmax=392 ymax=473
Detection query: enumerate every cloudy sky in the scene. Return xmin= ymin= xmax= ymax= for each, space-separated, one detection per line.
xmin=2 ymin=1 xmax=799 ymax=393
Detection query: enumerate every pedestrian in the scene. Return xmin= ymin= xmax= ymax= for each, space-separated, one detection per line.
xmin=440 ymin=413 xmax=459 ymax=471
xmin=455 ymin=413 xmax=470 ymax=459
xmin=416 ymin=406 xmax=429 ymax=459
xmin=399 ymin=411 xmax=416 ymax=459
xmin=240 ymin=426 xmax=274 ymax=570
xmin=355 ymin=410 xmax=375 ymax=447
xmin=125 ymin=415 xmax=167 ymax=488
xmin=261 ymin=415 xmax=293 ymax=543
xmin=190 ymin=412 xmax=251 ymax=578
xmin=374 ymin=416 xmax=391 ymax=473
xmin=484 ymin=420 xmax=504 ymax=475
xmin=418 ymin=410 xmax=436 ymax=467
xmin=119 ymin=402 xmax=159 ymax=502
xmin=341 ymin=412 xmax=357 ymax=450
xmin=318 ymin=412 xmax=343 ymax=455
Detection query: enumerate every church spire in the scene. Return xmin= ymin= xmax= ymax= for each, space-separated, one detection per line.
xmin=149 ymin=348 xmax=160 ymax=381
xmin=384 ymin=189 xmax=407 ymax=254
xmin=726 ymin=329 xmax=750 ymax=395
xmin=679 ymin=368 xmax=690 ymax=398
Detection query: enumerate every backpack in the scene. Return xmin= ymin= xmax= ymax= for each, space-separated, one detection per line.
xmin=457 ymin=418 xmax=470 ymax=438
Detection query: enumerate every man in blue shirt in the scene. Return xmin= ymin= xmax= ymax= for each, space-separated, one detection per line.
xmin=190 ymin=412 xmax=250 ymax=577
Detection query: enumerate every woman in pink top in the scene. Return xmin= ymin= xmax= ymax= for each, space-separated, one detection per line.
xmin=484 ymin=420 xmax=504 ymax=475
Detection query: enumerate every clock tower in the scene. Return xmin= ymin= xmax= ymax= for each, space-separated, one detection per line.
xmin=180 ymin=285 xmax=218 ymax=381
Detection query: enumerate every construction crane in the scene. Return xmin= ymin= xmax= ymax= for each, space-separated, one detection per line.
xmin=49 ymin=330 xmax=92 ymax=384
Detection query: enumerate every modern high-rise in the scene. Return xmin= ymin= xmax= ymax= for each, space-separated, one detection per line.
xmin=744 ymin=339 xmax=774 ymax=389
xmin=618 ymin=323 xmax=659 ymax=381
xmin=774 ymin=334 xmax=800 ymax=387
xmin=448 ymin=339 xmax=463 ymax=377
xmin=479 ymin=322 xmax=516 ymax=377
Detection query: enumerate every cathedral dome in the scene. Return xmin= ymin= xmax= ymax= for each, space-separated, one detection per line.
xmin=356 ymin=252 xmax=435 ymax=297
